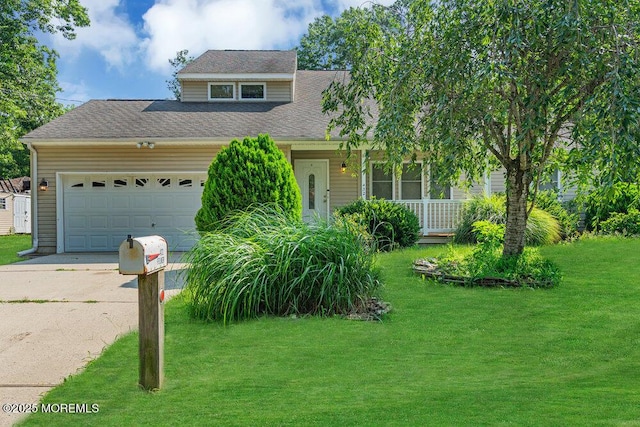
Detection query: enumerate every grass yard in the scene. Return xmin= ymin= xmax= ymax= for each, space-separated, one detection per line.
xmin=20 ymin=237 xmax=640 ymax=426
xmin=0 ymin=234 xmax=31 ymax=265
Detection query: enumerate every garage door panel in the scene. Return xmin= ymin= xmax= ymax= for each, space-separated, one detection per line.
xmin=66 ymin=197 xmax=86 ymax=209
xmin=66 ymin=236 xmax=87 ymax=252
xmin=174 ymin=215 xmax=195 ymax=228
xmin=111 ymin=195 xmax=131 ymax=209
xmin=66 ymin=216 xmax=87 ymax=229
xmin=132 ymin=195 xmax=153 ymax=208
xmin=111 ymin=215 xmax=131 ymax=228
xmin=89 ymin=196 xmax=108 ymax=209
xmin=89 ymin=235 xmax=109 ymax=250
xmin=133 ymin=215 xmax=152 ymax=228
xmin=153 ymin=215 xmax=174 ymax=227
xmin=153 ymin=195 xmax=174 ymax=209
xmin=64 ymin=174 xmax=205 ymax=252
xmin=90 ymin=216 xmax=109 ymax=229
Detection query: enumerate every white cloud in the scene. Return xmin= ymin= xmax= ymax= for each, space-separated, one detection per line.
xmin=52 ymin=0 xmax=400 ymax=82
xmin=52 ymin=0 xmax=139 ymax=70
xmin=141 ymin=0 xmax=323 ymax=73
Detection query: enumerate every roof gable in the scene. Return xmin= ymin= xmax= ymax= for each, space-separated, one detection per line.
xmin=178 ymin=50 xmax=297 ymax=76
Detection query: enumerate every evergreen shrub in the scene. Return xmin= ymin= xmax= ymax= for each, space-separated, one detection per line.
xmin=195 ymin=134 xmax=301 ymax=233
xmin=335 ymin=197 xmax=420 ymax=251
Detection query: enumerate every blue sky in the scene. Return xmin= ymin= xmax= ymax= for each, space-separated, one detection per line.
xmin=42 ymin=0 xmax=394 ymax=105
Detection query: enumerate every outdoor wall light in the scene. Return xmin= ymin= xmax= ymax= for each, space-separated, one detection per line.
xmin=136 ymin=141 xmax=155 ymax=149
xmin=341 ymin=162 xmax=347 ymax=173
xmin=39 ymin=178 xmax=48 ymax=191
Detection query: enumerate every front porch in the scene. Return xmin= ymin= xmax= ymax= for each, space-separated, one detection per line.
xmin=390 ymin=199 xmax=464 ymax=241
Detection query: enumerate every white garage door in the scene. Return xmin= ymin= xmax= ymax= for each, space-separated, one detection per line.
xmin=63 ymin=174 xmax=206 ymax=252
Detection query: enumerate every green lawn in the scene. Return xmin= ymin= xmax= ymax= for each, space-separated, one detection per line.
xmin=0 ymin=234 xmax=31 ymax=265
xmin=20 ymin=237 xmax=640 ymax=426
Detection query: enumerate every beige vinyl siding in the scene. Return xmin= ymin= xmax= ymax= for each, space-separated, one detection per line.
xmin=291 ymin=150 xmax=360 ymax=212
xmin=452 ymin=177 xmax=486 ymax=200
xmin=181 ymin=80 xmax=292 ymax=102
xmin=266 ymin=81 xmax=292 ymax=102
xmin=181 ymin=81 xmax=209 ymax=102
xmin=489 ymin=168 xmax=507 ymax=194
xmin=0 ymin=193 xmax=13 ymax=235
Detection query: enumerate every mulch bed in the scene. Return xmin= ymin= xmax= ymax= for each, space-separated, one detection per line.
xmin=346 ymin=297 xmax=391 ymax=321
xmin=413 ymin=259 xmax=525 ymax=288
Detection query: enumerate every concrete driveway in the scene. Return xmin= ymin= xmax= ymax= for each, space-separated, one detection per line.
xmin=0 ymin=253 xmax=187 ymax=426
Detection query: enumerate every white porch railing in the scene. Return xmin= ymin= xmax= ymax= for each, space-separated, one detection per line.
xmin=391 ymin=199 xmax=465 ymax=234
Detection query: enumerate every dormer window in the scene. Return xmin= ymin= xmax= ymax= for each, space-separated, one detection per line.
xmin=208 ymin=82 xmax=235 ymax=101
xmin=240 ymin=83 xmax=266 ymax=100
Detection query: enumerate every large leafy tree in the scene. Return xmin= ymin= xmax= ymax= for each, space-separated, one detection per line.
xmin=321 ymin=0 xmax=640 ymax=256
xmin=0 ymin=0 xmax=89 ymax=178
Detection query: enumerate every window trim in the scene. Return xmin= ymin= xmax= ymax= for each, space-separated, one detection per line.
xmin=399 ymin=161 xmax=424 ymax=201
xmin=369 ymin=161 xmax=395 ymax=200
xmin=208 ymin=82 xmax=236 ymax=101
xmin=239 ymin=82 xmax=267 ymax=101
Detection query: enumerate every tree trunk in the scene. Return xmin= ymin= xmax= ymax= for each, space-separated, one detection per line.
xmin=503 ymin=165 xmax=529 ymax=257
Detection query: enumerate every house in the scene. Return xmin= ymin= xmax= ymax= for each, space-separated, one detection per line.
xmin=0 ymin=177 xmax=31 ymax=235
xmin=21 ymin=50 xmax=568 ymax=254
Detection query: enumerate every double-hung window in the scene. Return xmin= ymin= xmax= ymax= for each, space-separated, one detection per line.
xmin=400 ymin=163 xmax=423 ymax=200
xmin=371 ymin=163 xmax=393 ymax=199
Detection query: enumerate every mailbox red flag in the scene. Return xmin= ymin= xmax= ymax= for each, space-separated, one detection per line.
xmin=146 ymin=253 xmax=160 ymax=262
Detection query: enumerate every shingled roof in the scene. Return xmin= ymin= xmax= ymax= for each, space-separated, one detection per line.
xmin=178 ymin=50 xmax=297 ymax=76
xmin=0 ymin=177 xmax=30 ymax=193
xmin=23 ymin=70 xmax=351 ymax=141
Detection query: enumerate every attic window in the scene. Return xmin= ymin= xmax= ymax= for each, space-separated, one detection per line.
xmin=240 ymin=83 xmax=266 ymax=100
xmin=209 ymin=83 xmax=235 ymax=101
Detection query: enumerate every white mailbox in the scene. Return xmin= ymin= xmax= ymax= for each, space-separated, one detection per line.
xmin=119 ymin=235 xmax=168 ymax=275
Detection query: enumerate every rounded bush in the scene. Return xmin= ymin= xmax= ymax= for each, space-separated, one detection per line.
xmin=185 ymin=205 xmax=381 ymax=322
xmin=195 ymin=134 xmax=302 ymax=233
xmin=599 ymin=209 xmax=640 ymax=235
xmin=584 ymin=182 xmax=640 ymax=230
xmin=334 ymin=197 xmax=420 ymax=251
xmin=453 ymin=195 xmax=560 ymax=246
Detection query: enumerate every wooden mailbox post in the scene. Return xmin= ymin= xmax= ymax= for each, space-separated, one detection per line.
xmin=119 ymin=235 xmax=168 ymax=390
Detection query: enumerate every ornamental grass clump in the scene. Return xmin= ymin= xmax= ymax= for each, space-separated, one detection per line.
xmin=454 ymin=195 xmax=561 ymax=245
xmin=184 ymin=205 xmax=381 ymax=323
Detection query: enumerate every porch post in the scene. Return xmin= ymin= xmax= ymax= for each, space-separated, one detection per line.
xmin=361 ymin=150 xmax=367 ymax=199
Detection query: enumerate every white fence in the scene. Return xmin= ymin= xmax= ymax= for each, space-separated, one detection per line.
xmin=391 ymin=199 xmax=464 ymax=234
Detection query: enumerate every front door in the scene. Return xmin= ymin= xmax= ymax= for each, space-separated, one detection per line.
xmin=294 ymin=160 xmax=329 ymax=222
